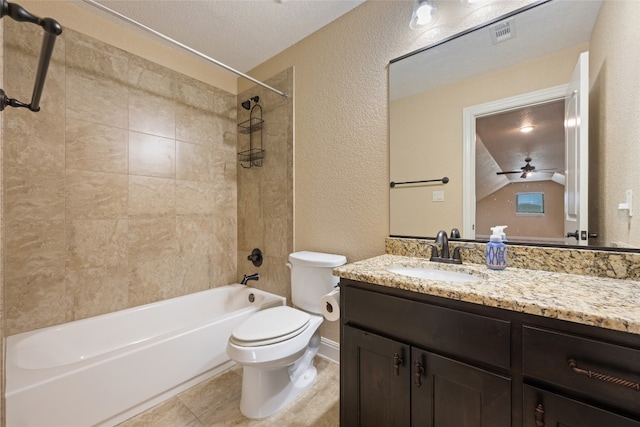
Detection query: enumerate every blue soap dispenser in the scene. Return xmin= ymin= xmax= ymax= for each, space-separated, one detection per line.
xmin=486 ymin=226 xmax=507 ymax=270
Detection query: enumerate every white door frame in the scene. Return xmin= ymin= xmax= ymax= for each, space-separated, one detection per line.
xmin=462 ymin=84 xmax=568 ymax=239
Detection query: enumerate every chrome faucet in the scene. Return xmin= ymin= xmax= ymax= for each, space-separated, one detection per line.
xmin=241 ymin=273 xmax=260 ymax=285
xmin=426 ymin=230 xmax=472 ymax=265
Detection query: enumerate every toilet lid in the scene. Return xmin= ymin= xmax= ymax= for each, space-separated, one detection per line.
xmin=231 ymin=306 xmax=310 ymax=345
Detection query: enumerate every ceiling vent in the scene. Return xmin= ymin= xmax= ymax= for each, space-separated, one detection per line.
xmin=490 ymin=18 xmax=516 ymax=45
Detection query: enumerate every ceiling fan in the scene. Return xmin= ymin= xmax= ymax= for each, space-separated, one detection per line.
xmin=496 ymin=157 xmax=556 ymax=179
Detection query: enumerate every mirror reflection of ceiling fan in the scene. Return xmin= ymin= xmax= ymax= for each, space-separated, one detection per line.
xmin=496 ymin=157 xmax=556 ymax=179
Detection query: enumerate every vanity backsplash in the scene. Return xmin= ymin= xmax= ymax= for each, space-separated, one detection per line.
xmin=386 ymin=237 xmax=640 ymax=281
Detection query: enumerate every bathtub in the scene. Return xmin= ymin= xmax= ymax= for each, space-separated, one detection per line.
xmin=5 ymin=284 xmax=285 ymax=427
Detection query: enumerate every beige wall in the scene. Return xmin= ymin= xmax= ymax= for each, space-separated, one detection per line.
xmin=476 ymin=181 xmax=564 ymax=243
xmin=589 ymin=0 xmax=640 ymax=248
xmin=3 ymin=21 xmax=237 ymax=335
xmin=390 ymin=43 xmax=586 ymax=237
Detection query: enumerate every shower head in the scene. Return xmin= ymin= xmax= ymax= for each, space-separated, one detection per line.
xmin=241 ymin=96 xmax=260 ymax=110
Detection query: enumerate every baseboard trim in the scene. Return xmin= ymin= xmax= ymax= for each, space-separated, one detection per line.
xmin=318 ymin=337 xmax=339 ymax=363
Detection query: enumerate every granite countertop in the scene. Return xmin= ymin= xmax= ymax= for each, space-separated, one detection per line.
xmin=333 ymin=254 xmax=640 ymax=335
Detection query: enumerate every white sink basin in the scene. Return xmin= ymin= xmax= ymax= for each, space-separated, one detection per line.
xmin=388 ymin=267 xmax=481 ymax=283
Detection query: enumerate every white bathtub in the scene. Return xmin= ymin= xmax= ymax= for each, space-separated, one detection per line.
xmin=5 ymin=284 xmax=285 ymax=427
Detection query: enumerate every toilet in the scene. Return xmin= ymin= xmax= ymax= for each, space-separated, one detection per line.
xmin=226 ymin=251 xmax=346 ymax=419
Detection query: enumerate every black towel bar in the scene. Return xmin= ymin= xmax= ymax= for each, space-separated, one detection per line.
xmin=390 ymin=177 xmax=449 ymax=188
xmin=0 ymin=0 xmax=62 ymax=112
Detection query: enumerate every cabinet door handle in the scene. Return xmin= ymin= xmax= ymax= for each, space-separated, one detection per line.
xmin=393 ymin=352 xmax=403 ymax=376
xmin=534 ymin=403 xmax=545 ymax=427
xmin=414 ymin=360 xmax=425 ymax=387
xmin=568 ymin=359 xmax=640 ymax=391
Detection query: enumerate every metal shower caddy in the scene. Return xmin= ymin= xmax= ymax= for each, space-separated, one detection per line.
xmin=237 ymin=98 xmax=264 ymax=168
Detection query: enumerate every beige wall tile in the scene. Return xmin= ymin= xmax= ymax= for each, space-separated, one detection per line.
xmin=129 ymin=131 xmax=176 ymax=178
xmin=176 ymin=141 xmax=215 ymax=182
xmin=261 ymin=177 xmax=289 ymax=220
xmin=128 ymin=59 xmax=175 ymax=99
xmin=65 ymin=169 xmax=128 ymax=220
xmin=128 ymin=218 xmax=177 ymax=263
xmin=4 ymin=110 xmax=65 ymax=222
xmin=5 ymin=173 xmax=65 ymax=223
xmin=177 ymin=216 xmax=214 ymax=257
xmin=4 ymin=25 xmax=238 ymax=336
xmin=211 ymin=251 xmax=238 ymax=287
xmin=212 ymin=216 xmax=237 ymax=257
xmin=237 ymin=216 xmax=264 ymax=255
xmin=212 ymin=176 xmax=237 ymax=218
xmin=264 ymin=218 xmax=289 ymax=259
xmin=175 ymin=76 xmax=220 ymax=112
xmin=176 ymin=104 xmax=218 ymax=146
xmin=177 ymin=254 xmax=212 ymax=294
xmin=129 ymin=176 xmax=176 ymax=219
xmin=129 ymin=89 xmax=175 ymax=139
xmin=5 ymin=110 xmax=65 ymax=174
xmin=236 ymin=69 xmax=293 ymax=294
xmin=66 ymin=219 xmax=128 ymax=270
xmin=5 ymin=272 xmax=66 ymax=335
xmin=66 ymin=118 xmax=128 ymax=173
xmin=5 ymin=220 xmax=65 ymax=281
xmin=66 ymin=70 xmax=128 ymax=128
xmin=176 ymin=180 xmax=215 ymax=216
xmin=65 ymin=265 xmax=129 ymax=321
xmin=65 ymin=28 xmax=128 ymax=82
xmin=128 ymin=257 xmax=178 ymax=306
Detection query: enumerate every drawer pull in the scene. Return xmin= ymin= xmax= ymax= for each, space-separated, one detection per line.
xmin=534 ymin=403 xmax=545 ymax=427
xmin=568 ymin=359 xmax=640 ymax=391
xmin=414 ymin=360 xmax=425 ymax=387
xmin=393 ymin=352 xmax=403 ymax=376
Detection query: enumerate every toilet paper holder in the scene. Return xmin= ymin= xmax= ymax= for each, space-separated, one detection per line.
xmin=325 ymin=301 xmax=334 ymax=313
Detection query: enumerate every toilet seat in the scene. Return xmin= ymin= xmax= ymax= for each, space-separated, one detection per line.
xmin=231 ymin=306 xmax=310 ymax=347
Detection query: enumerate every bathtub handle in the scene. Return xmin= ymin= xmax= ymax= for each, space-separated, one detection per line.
xmin=247 ymin=248 xmax=263 ymax=267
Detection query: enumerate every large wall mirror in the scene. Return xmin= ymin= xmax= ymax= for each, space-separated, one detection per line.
xmin=389 ymin=0 xmax=640 ymax=250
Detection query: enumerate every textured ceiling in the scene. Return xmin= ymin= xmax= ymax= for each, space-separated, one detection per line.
xmin=77 ymin=0 xmax=366 ymax=74
xmin=390 ymin=0 xmax=602 ymax=100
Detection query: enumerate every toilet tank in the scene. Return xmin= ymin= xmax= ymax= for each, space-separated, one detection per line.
xmin=289 ymin=251 xmax=347 ymax=314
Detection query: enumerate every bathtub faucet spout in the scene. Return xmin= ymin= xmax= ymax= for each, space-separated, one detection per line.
xmin=241 ymin=273 xmax=260 ymax=285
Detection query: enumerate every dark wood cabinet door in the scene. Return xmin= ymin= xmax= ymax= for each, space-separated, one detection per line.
xmin=523 ymin=385 xmax=640 ymax=427
xmin=412 ymin=348 xmax=511 ymax=427
xmin=341 ymin=325 xmax=411 ymax=427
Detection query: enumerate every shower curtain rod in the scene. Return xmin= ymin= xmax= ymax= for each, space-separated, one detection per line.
xmin=82 ymin=0 xmax=288 ymax=98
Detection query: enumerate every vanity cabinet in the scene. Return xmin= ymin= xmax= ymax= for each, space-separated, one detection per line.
xmin=342 ymin=325 xmax=510 ymax=427
xmin=340 ymin=279 xmax=640 ymax=427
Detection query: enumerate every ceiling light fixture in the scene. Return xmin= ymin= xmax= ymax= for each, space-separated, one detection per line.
xmin=520 ymin=125 xmax=534 ymax=133
xmin=459 ymin=0 xmax=487 ymax=7
xmin=410 ymin=0 xmax=438 ymax=30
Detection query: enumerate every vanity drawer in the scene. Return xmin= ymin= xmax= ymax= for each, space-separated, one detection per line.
xmin=522 ymin=325 xmax=640 ymax=414
xmin=523 ymin=384 xmax=640 ymax=427
xmin=343 ymin=286 xmax=510 ymax=370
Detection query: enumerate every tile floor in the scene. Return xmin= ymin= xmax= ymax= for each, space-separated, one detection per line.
xmin=116 ymin=357 xmax=339 ymax=427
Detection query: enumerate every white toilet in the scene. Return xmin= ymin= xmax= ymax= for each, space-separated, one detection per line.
xmin=226 ymin=251 xmax=346 ymax=419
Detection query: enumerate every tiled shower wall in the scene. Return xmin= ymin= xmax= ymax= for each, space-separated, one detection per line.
xmin=3 ymin=20 xmax=238 ymax=336
xmin=237 ymin=69 xmax=294 ymax=303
